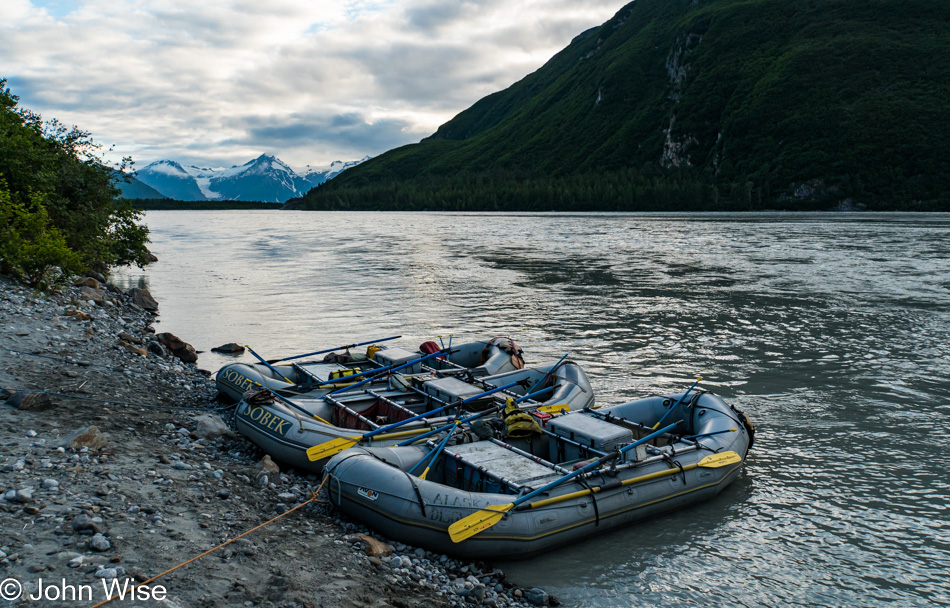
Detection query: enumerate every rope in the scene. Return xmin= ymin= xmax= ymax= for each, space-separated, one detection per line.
xmin=89 ymin=476 xmax=329 ymax=608
xmin=1 ymin=387 xmax=236 ymax=412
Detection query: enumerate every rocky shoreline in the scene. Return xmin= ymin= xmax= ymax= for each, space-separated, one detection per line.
xmin=0 ymin=276 xmax=556 ymax=608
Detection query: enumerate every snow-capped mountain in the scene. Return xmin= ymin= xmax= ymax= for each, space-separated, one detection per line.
xmin=136 ymin=160 xmax=208 ymax=201
xmin=135 ymin=154 xmax=369 ymax=203
xmin=301 ymin=156 xmax=373 ymax=187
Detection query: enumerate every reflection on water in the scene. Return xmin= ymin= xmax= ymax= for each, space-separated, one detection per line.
xmin=115 ymin=211 xmax=950 ymax=607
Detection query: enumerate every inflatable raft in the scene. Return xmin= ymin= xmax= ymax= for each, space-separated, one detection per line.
xmin=215 ymin=337 xmax=526 ymax=403
xmin=230 ymin=356 xmax=593 ymax=473
xmin=323 ymin=390 xmax=754 ymax=558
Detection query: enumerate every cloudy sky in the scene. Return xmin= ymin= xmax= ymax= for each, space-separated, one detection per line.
xmin=2 ymin=0 xmax=624 ymax=170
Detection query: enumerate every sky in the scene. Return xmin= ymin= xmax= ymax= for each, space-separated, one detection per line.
xmin=1 ymin=0 xmax=624 ymax=170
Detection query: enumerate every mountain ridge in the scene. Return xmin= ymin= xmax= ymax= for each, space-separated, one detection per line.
xmin=295 ymin=0 xmax=950 ymax=211
xmin=136 ymin=154 xmax=370 ymax=203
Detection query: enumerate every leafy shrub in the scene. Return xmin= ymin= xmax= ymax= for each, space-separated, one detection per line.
xmin=0 ymin=180 xmax=80 ymax=288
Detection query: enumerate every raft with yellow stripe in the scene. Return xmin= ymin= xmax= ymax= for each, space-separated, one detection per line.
xmin=230 ymin=357 xmax=593 ymax=473
xmin=323 ymin=390 xmax=754 ymax=558
xmin=215 ymin=338 xmax=526 ymax=403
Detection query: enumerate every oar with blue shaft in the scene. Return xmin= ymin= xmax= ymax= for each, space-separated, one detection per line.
xmin=322 ymin=349 xmax=454 ymax=396
xmin=652 ymin=377 xmax=702 ymax=430
xmin=245 ymin=345 xmax=294 ymax=384
xmin=307 ymin=379 xmax=524 ymax=461
xmin=410 ymin=421 xmax=461 ymax=480
xmin=259 ymin=387 xmax=332 ymax=426
xmin=524 ymin=352 xmax=571 ymax=396
xmin=266 ymin=335 xmax=402 ymax=364
xmin=397 ymin=386 xmax=556 ymax=447
xmin=448 ymin=421 xmax=682 ymax=543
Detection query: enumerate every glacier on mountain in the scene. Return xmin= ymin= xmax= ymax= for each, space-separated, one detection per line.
xmin=135 ymin=154 xmax=370 ymax=203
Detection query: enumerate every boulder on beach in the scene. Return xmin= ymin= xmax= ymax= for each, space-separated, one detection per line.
xmin=7 ymin=391 xmax=56 ymax=411
xmin=127 ymin=287 xmax=159 ymax=312
xmin=156 ymin=332 xmax=198 ymax=363
xmin=194 ymin=414 xmax=234 ymax=440
xmin=58 ymin=426 xmax=108 ymax=451
xmin=211 ymin=343 xmax=245 ymax=354
xmin=80 ymin=285 xmax=106 ymax=306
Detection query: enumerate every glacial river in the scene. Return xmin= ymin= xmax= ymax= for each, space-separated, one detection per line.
xmin=116 ymin=211 xmax=950 ymax=607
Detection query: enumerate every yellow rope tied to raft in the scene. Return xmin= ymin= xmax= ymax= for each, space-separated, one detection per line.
xmin=89 ymin=476 xmax=330 ymax=608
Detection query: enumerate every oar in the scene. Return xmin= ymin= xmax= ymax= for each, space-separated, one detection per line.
xmin=245 ymin=345 xmax=293 ymax=384
xmin=448 ymin=422 xmax=681 ymax=543
xmin=307 ymin=380 xmax=524 ymax=461
xmin=396 ymin=386 xmax=555 ymax=447
xmin=324 ymin=349 xmax=454 ymax=396
xmin=266 ymin=335 xmax=402 ymax=364
xmin=256 ymin=387 xmax=332 ymax=425
xmin=522 ymin=451 xmax=742 ymax=510
xmin=524 ymin=352 xmax=571 ymax=396
xmin=411 ymin=422 xmax=461 ymax=480
xmin=652 ymin=377 xmax=702 ymax=430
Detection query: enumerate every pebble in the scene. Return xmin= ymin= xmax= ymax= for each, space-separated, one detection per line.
xmin=89 ymin=533 xmax=111 ymax=552
xmin=43 ymin=478 xmax=59 ymax=489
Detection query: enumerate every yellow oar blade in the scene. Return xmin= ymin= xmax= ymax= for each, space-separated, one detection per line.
xmin=699 ymin=451 xmax=741 ymax=468
xmin=306 ymin=436 xmax=359 ymax=461
xmin=448 ymin=503 xmax=513 ymax=543
xmin=536 ymin=403 xmax=570 ymax=415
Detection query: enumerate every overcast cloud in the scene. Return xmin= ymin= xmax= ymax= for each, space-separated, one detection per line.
xmin=1 ymin=0 xmax=624 ymax=168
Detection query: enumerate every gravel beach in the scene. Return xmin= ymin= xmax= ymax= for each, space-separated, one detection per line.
xmin=0 ymin=276 xmax=554 ymax=608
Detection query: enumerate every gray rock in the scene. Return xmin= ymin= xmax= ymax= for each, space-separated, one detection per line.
xmin=468 ymin=585 xmax=486 ymax=602
xmin=42 ymin=479 xmax=59 ymax=489
xmin=86 ymin=271 xmax=107 ymax=284
xmin=94 ymin=567 xmax=118 ymax=578
xmin=173 ymin=461 xmax=193 ymax=470
xmin=217 ymin=488 xmax=231 ymax=499
xmin=89 ymin=533 xmax=111 ymax=552
xmin=147 ymin=340 xmax=167 ymax=356
xmin=58 ymin=426 xmax=108 ymax=451
xmin=80 ymin=286 xmax=106 ymax=306
xmin=194 ymin=414 xmax=234 ymax=439
xmin=71 ymin=514 xmax=103 ymax=535
xmin=127 ymin=288 xmax=159 ymax=312
xmin=211 ymin=343 xmax=245 ymax=353
xmin=13 ymin=489 xmax=33 ymax=503
xmin=524 ymin=588 xmax=548 ymax=606
xmin=7 ymin=391 xmax=56 ymax=412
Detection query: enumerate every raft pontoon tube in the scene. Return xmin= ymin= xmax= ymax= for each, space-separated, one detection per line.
xmin=324 ymin=390 xmax=753 ymax=558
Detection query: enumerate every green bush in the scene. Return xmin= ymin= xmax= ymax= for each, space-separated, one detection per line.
xmin=0 ymin=180 xmax=80 ymax=288
xmin=0 ymin=79 xmax=150 ymax=286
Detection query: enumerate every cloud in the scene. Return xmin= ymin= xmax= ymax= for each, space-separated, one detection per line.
xmin=2 ymin=0 xmax=625 ymax=167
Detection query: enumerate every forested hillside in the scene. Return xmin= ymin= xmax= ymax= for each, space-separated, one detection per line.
xmin=293 ymin=0 xmax=950 ymax=211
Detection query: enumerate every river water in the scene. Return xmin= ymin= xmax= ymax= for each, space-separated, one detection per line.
xmin=116 ymin=211 xmax=950 ymax=607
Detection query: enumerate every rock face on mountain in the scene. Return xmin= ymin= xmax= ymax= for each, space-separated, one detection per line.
xmin=136 ymin=155 xmax=369 ymax=203
xmin=297 ymin=0 xmax=950 ymax=211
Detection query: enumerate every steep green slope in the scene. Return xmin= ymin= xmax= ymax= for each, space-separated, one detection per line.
xmin=295 ymin=0 xmax=950 ymax=211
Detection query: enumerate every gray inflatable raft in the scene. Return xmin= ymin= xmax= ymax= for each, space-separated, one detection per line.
xmin=323 ymin=390 xmax=754 ymax=558
xmin=232 ymin=360 xmax=593 ymax=473
xmin=215 ymin=337 xmax=526 ymax=402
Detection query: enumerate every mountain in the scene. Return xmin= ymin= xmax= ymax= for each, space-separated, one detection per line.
xmin=136 ymin=160 xmax=208 ymax=201
xmin=113 ymin=172 xmax=168 ymax=199
xmin=301 ymin=157 xmax=374 ymax=188
xmin=136 ymin=155 xmax=369 ymax=203
xmin=296 ymin=0 xmax=950 ymax=211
